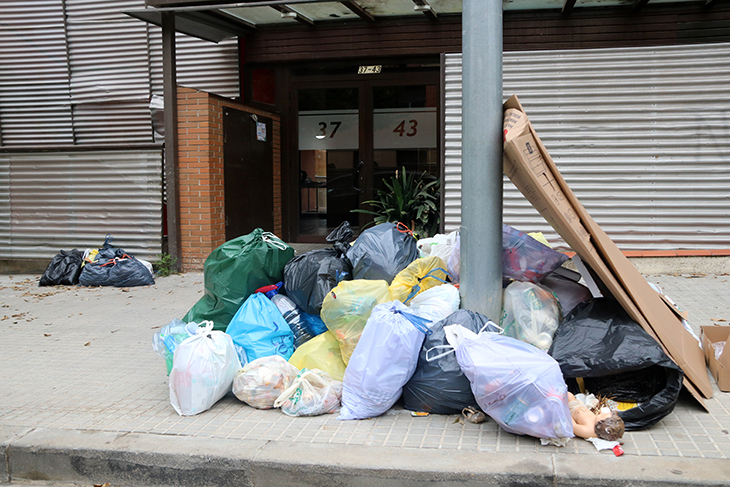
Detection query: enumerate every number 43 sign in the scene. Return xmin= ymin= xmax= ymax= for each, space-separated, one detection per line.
xmin=374 ymin=108 xmax=436 ymax=149
xmin=298 ymin=108 xmax=436 ymax=150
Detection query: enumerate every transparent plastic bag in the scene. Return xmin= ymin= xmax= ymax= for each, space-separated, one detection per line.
xmin=152 ymin=318 xmax=199 ymax=375
xmin=288 ymin=330 xmax=347 ymax=381
xmin=274 ymin=369 xmax=343 ymax=417
xmin=232 ymin=355 xmax=300 ymax=409
xmin=320 ymin=279 xmax=391 ymax=364
xmin=449 ymin=325 xmax=573 ymax=439
xmin=169 ymin=321 xmax=242 ymax=416
xmin=501 ymin=281 xmax=561 ymax=351
xmin=502 ymin=224 xmax=567 ymax=283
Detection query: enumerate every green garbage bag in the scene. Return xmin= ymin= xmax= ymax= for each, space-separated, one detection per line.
xmin=183 ymin=229 xmax=294 ymax=331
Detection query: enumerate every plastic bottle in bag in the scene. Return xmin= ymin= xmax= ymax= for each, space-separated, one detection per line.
xmin=271 ymin=293 xmax=313 ymax=348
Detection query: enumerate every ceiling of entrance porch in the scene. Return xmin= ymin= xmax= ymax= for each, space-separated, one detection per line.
xmin=130 ymin=0 xmax=716 ymax=43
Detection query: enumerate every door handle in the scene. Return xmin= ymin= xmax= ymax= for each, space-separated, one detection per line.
xmin=352 ymin=161 xmax=364 ymax=193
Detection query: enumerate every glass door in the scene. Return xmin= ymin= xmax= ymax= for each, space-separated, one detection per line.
xmin=296 ymin=81 xmax=438 ymax=239
xmin=298 ymin=87 xmax=361 ymax=237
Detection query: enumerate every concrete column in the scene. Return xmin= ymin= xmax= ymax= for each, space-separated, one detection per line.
xmin=459 ymin=0 xmax=503 ymax=320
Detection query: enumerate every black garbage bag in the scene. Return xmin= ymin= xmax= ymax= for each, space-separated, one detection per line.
xmin=39 ymin=249 xmax=84 ymax=286
xmin=78 ymin=255 xmax=154 ymax=287
xmin=403 ymin=309 xmax=500 ymax=414
xmin=283 ymin=222 xmax=353 ymax=316
xmin=346 ymin=222 xmax=419 ymax=283
xmin=284 ymin=249 xmax=352 ymax=316
xmin=548 ymin=298 xmax=683 ymax=430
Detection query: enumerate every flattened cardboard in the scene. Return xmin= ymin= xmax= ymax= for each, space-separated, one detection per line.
xmin=701 ymin=326 xmax=730 ymax=391
xmin=503 ymin=96 xmax=712 ymax=405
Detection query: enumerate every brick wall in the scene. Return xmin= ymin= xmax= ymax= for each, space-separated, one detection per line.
xmin=176 ymin=86 xmax=281 ymax=271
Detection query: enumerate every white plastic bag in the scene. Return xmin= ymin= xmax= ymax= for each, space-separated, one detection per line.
xmin=446 ymin=232 xmax=460 ymax=284
xmin=232 ymin=355 xmax=300 ymax=409
xmin=417 ymin=231 xmax=457 ymax=261
xmin=408 ymin=283 xmax=460 ymax=322
xmin=339 ymin=300 xmax=431 ymax=420
xmin=274 ymin=369 xmax=343 ymax=417
xmin=169 ymin=321 xmax=242 ymax=416
xmin=500 ymin=281 xmax=561 ymax=351
xmin=448 ymin=325 xmax=573 ymax=440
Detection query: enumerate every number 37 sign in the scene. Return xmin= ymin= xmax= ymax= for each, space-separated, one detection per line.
xmin=298 ymin=108 xmax=436 ymax=151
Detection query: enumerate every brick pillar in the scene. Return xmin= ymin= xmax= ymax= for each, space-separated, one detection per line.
xmin=177 ymin=87 xmax=225 ymax=270
xmin=176 ymin=86 xmax=282 ymax=271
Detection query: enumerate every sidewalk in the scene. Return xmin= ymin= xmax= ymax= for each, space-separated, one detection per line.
xmin=1 ymin=270 xmax=729 ymax=487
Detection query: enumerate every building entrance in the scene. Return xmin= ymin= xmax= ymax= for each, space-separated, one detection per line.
xmin=294 ymin=74 xmax=439 ymax=240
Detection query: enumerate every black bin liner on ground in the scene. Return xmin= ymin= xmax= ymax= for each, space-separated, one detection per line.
xmin=403 ymin=309 xmax=499 ymax=414
xmin=283 ymin=222 xmax=353 ymax=316
xmin=79 ymin=256 xmax=154 ymax=287
xmin=548 ymin=298 xmax=683 ymax=430
xmin=39 ymin=249 xmax=85 ymax=286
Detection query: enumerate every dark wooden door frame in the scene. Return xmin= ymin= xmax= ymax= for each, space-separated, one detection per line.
xmin=286 ymin=71 xmax=440 ymax=242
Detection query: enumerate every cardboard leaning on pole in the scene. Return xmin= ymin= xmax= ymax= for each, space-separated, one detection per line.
xmin=502 ymin=95 xmax=712 ymax=405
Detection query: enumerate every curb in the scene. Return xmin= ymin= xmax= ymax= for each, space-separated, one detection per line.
xmin=3 ymin=428 xmax=730 ymax=487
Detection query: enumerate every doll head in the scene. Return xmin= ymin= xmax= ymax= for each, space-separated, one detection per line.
xmin=594 ymin=411 xmax=625 ymax=441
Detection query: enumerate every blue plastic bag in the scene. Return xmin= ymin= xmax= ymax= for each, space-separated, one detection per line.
xmin=301 ymin=311 xmax=328 ymax=336
xmin=226 ymin=293 xmax=296 ymax=363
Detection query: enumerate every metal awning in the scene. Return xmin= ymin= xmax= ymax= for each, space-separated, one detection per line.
xmin=126 ymin=0 xmax=707 ymax=43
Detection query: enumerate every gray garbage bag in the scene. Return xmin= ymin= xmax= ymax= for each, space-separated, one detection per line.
xmin=346 ymin=222 xmax=419 ymax=283
xmin=403 ymin=309 xmax=499 ymax=414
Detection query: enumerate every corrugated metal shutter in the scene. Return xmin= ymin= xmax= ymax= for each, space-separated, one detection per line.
xmin=442 ymin=53 xmax=463 ymax=234
xmin=443 ymin=43 xmax=730 ymax=250
xmin=65 ymin=0 xmax=153 ymax=144
xmin=0 ymin=150 xmax=162 ymax=261
xmin=0 ymin=1 xmax=74 ymax=146
xmin=149 ymin=29 xmax=240 ymax=99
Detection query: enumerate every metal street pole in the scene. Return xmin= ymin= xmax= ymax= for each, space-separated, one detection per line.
xmin=459 ymin=0 xmax=503 ymax=320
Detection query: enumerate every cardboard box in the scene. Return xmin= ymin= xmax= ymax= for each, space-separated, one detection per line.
xmin=502 ymin=95 xmax=712 ymax=407
xmin=701 ymin=326 xmax=730 ymax=391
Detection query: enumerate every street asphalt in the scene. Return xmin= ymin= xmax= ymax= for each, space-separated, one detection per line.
xmin=1 ymin=265 xmax=729 ymax=487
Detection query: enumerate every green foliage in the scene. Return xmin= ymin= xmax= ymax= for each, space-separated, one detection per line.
xmin=153 ymin=253 xmax=177 ymax=277
xmin=352 ymin=167 xmax=441 ymax=238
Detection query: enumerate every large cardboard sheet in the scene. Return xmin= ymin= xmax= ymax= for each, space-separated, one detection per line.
xmin=502 ymin=95 xmax=712 ymax=406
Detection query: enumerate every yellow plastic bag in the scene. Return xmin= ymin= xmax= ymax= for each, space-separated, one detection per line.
xmin=389 ymin=256 xmax=449 ymax=303
xmin=320 ymin=279 xmax=391 ymax=364
xmin=288 ymin=331 xmax=347 ymax=381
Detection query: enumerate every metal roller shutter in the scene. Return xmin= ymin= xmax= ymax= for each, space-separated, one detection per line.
xmin=0 ymin=1 xmax=74 ymax=146
xmin=65 ymin=0 xmax=153 ymax=144
xmin=443 ymin=43 xmax=730 ymax=250
xmin=149 ymin=29 xmax=240 ymax=99
xmin=0 ymin=150 xmax=162 ymax=261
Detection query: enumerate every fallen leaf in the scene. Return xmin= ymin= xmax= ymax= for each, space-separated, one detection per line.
xmin=121 ymin=288 xmax=130 ymax=292
xmin=150 ymin=325 xmax=162 ymax=329
xmin=711 ymin=318 xmax=727 ymax=322
xmin=84 ymin=341 xmax=91 ymax=346
xmin=110 ymin=329 xmax=120 ymax=333
xmin=44 ymin=334 xmax=51 ymax=337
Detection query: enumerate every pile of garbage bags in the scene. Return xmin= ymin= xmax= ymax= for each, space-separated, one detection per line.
xmin=40 ymin=235 xmax=155 ymax=287
xmin=153 ymin=222 xmax=683 ymax=444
